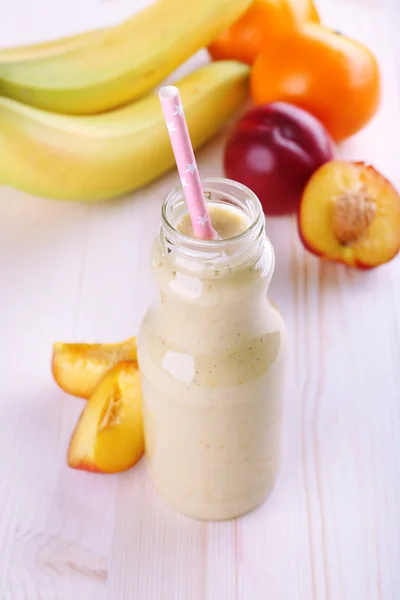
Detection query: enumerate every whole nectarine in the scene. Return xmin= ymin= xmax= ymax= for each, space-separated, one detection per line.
xmin=224 ymin=102 xmax=335 ymax=215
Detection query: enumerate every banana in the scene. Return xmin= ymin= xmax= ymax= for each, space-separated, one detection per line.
xmin=0 ymin=0 xmax=251 ymax=115
xmin=0 ymin=61 xmax=249 ymax=202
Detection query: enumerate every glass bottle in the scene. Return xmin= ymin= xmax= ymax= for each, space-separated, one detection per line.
xmin=138 ymin=178 xmax=287 ymax=520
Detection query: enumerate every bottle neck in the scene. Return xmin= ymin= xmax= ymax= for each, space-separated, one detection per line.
xmin=160 ymin=177 xmax=273 ymax=276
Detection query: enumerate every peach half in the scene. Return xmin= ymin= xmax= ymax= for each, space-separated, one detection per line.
xmin=68 ymin=361 xmax=144 ymax=473
xmin=299 ymin=161 xmax=400 ymax=268
xmin=52 ymin=337 xmax=137 ymax=399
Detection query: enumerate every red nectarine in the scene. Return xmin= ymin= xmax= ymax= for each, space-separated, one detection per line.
xmin=224 ymin=102 xmax=335 ymax=215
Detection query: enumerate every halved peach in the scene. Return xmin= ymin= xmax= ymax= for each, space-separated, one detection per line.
xmin=299 ymin=161 xmax=400 ymax=268
xmin=68 ymin=361 xmax=144 ymax=473
xmin=52 ymin=337 xmax=137 ymax=399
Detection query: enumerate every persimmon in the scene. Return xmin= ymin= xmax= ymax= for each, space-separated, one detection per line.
xmin=251 ymin=24 xmax=381 ymax=141
xmin=287 ymin=0 xmax=319 ymax=22
xmin=208 ymin=0 xmax=318 ymax=66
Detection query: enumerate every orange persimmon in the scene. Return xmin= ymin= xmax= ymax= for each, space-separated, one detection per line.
xmin=251 ymin=24 xmax=381 ymax=141
xmin=208 ymin=0 xmax=319 ymax=66
xmin=287 ymin=0 xmax=320 ymax=22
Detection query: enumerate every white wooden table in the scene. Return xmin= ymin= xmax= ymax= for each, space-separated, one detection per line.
xmin=1 ymin=0 xmax=399 ymax=598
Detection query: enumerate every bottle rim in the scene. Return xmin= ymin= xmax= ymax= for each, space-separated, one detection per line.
xmin=162 ymin=177 xmax=263 ymax=247
xmin=159 ymin=177 xmax=274 ymax=275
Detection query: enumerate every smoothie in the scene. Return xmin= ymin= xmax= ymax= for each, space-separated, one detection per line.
xmin=138 ymin=179 xmax=287 ymax=520
xmin=176 ymin=202 xmax=250 ymax=238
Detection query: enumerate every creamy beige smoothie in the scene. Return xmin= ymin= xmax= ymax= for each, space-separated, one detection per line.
xmin=138 ymin=179 xmax=287 ymax=521
xmin=177 ymin=202 xmax=250 ymax=238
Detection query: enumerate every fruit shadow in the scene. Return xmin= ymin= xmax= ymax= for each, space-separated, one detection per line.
xmin=266 ymin=212 xmax=390 ymax=492
xmin=267 ymin=213 xmax=382 ymax=302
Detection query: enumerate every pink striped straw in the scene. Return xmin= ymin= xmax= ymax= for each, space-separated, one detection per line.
xmin=159 ymin=86 xmax=216 ymax=240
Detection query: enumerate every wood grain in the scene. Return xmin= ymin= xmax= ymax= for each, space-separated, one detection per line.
xmin=0 ymin=0 xmax=399 ymax=598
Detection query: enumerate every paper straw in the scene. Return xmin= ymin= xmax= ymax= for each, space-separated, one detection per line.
xmin=159 ymin=86 xmax=215 ymax=240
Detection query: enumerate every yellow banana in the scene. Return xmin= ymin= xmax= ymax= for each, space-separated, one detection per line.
xmin=0 ymin=61 xmax=249 ymax=202
xmin=0 ymin=0 xmax=251 ymax=115
xmin=0 ymin=29 xmax=102 ymax=62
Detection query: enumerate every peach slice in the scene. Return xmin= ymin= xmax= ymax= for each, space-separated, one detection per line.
xmin=68 ymin=361 xmax=144 ymax=473
xmin=52 ymin=337 xmax=137 ymax=399
xmin=299 ymin=160 xmax=400 ymax=268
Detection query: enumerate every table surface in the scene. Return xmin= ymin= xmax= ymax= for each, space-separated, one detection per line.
xmin=1 ymin=0 xmax=399 ymax=598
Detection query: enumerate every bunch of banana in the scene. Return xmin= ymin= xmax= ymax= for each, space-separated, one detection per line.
xmin=0 ymin=0 xmax=251 ymax=114
xmin=0 ymin=61 xmax=249 ymax=201
xmin=0 ymin=0 xmax=252 ymax=202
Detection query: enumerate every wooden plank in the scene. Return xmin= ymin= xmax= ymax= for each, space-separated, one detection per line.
xmin=0 ymin=0 xmax=399 ymax=597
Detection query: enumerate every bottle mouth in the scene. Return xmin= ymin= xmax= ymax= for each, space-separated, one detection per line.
xmin=160 ymin=177 xmax=273 ymax=273
xmin=161 ymin=177 xmax=264 ymax=250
